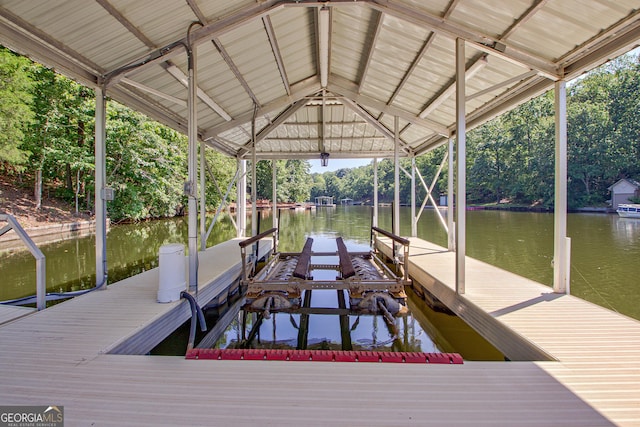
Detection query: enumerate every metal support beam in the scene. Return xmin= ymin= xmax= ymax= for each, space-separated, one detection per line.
xmin=200 ymin=140 xmax=206 ymax=251
xmin=394 ymin=116 xmax=400 ymax=236
xmin=95 ymin=86 xmax=108 ymax=290
xmin=419 ymin=55 xmax=487 ymax=119
xmin=447 ymin=137 xmax=455 ymax=251
xmin=272 ymin=160 xmax=277 ymax=228
xmin=411 ymin=157 xmax=417 ymax=237
xmin=415 ymin=154 xmax=448 ymax=233
xmin=455 ymin=38 xmax=466 ymax=295
xmin=237 ymin=159 xmax=247 ymax=237
xmin=0 ymin=215 xmax=46 ymax=310
xmin=203 ymin=165 xmax=240 ymax=243
xmin=553 ymin=80 xmax=569 ymax=294
xmin=251 ymin=127 xmax=258 ymax=237
xmin=373 ymin=158 xmax=378 ymax=228
xmin=187 ymin=45 xmax=199 ymax=292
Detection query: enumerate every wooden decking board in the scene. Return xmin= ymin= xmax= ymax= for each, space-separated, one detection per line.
xmin=375 ymin=237 xmax=640 ymax=426
xmin=0 ymin=305 xmax=35 ymax=325
xmin=0 ymin=237 xmax=638 ymax=425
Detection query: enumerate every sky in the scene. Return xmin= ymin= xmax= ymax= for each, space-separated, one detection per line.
xmin=308 ymin=158 xmax=372 ymax=174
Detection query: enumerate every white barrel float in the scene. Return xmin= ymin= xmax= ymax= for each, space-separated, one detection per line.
xmin=157 ymin=243 xmax=186 ymax=303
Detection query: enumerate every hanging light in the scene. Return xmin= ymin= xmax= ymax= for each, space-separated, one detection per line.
xmin=320 ymin=152 xmax=330 ymax=167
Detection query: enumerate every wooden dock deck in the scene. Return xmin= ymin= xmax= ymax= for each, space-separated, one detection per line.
xmin=378 ymin=237 xmax=640 ymax=425
xmin=0 ymin=237 xmax=638 ymax=425
xmin=0 ymin=305 xmax=35 ymax=325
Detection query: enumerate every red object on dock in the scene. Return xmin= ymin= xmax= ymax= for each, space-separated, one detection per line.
xmin=185 ymin=348 xmax=463 ymax=364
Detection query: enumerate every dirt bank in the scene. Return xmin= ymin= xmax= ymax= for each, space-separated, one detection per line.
xmin=0 ymin=176 xmax=91 ymax=229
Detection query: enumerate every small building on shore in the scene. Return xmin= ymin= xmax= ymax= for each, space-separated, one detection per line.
xmin=608 ymin=178 xmax=640 ymax=209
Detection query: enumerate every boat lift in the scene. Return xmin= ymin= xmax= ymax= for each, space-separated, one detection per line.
xmin=238 ymin=226 xmax=411 ymax=316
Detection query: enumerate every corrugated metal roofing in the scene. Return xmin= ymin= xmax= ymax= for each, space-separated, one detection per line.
xmin=0 ymin=0 xmax=638 ymax=160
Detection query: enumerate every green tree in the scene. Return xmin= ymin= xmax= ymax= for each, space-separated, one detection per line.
xmin=0 ymin=48 xmax=34 ymax=169
xmin=310 ymin=173 xmax=327 ymax=200
xmin=278 ymin=160 xmax=311 ymax=202
xmin=106 ymin=102 xmax=187 ymax=221
xmin=202 ymin=148 xmax=237 ymax=212
xmin=25 ymin=65 xmax=94 ymax=211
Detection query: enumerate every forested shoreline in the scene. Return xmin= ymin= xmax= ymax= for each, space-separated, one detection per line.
xmin=1 ymin=47 xmax=638 ymax=222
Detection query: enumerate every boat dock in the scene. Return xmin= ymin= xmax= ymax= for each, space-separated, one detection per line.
xmin=0 ymin=237 xmax=638 ymax=425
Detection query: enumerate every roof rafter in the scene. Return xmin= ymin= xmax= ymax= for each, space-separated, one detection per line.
xmin=0 ymin=7 xmax=101 ymax=86
xmin=385 ymin=32 xmax=436 ymax=109
xmin=246 ymin=150 xmax=406 ymax=161
xmin=161 ymin=61 xmax=232 ymax=121
xmin=328 ymin=75 xmax=450 ymax=136
xmin=344 ymin=98 xmax=412 ymax=154
xmin=235 ymin=98 xmax=311 ymax=156
xmin=212 ymin=37 xmax=261 ymax=108
xmin=204 ymin=76 xmax=322 ymax=140
xmin=466 ymin=70 xmax=538 ymax=101
xmin=357 ymin=11 xmax=384 ymax=93
xmin=107 ymin=84 xmax=191 ymax=136
xmin=413 ymin=75 xmax=551 ymax=155
xmin=560 ymin=9 xmax=640 ymax=79
xmin=94 ymin=0 xmax=155 ymax=49
xmin=120 ymin=78 xmax=186 ymax=106
xmin=419 ymin=54 xmax=488 ymax=119
xmin=263 ymin=15 xmax=291 ymax=96
xmin=380 ymin=0 xmax=457 ymax=121
xmin=366 ymin=0 xmax=560 ymax=79
xmin=500 ymin=0 xmax=549 ymax=41
xmin=104 ymin=0 xmax=284 ymax=84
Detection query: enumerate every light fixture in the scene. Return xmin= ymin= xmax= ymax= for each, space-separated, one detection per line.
xmin=320 ymin=152 xmax=329 ymax=167
xmin=318 ymin=6 xmax=330 ymax=88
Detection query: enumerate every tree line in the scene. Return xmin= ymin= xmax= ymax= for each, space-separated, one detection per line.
xmin=307 ymin=54 xmax=640 ymax=209
xmin=1 ymin=46 xmax=638 ymax=224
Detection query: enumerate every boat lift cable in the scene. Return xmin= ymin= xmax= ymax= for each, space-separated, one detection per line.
xmin=572 ymin=263 xmax=618 ymax=313
xmin=181 ymin=291 xmax=207 ymax=352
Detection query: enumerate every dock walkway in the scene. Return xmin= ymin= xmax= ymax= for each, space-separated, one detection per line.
xmin=0 ymin=238 xmax=637 ymax=425
xmin=378 ymin=237 xmax=640 ymax=425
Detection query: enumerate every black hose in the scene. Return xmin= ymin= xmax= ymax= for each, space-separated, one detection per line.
xmin=181 ymin=291 xmax=207 ymax=351
xmin=0 ymin=286 xmax=101 ymax=306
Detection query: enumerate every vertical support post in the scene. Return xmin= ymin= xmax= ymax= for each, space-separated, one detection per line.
xmin=565 ymin=237 xmax=571 ymax=294
xmin=411 ymin=156 xmax=417 ymax=237
xmin=455 ymin=38 xmax=466 ymax=295
xmin=237 ymin=158 xmax=247 ymax=238
xmin=272 ymin=159 xmax=277 ymax=228
xmin=251 ymin=146 xmax=258 ymax=236
xmin=373 ymin=157 xmax=378 ymax=228
xmin=94 ymin=86 xmax=108 ymax=290
xmin=200 ymin=140 xmax=206 ymax=251
xmin=447 ymin=137 xmax=455 ymax=251
xmin=187 ymin=44 xmax=199 ymax=292
xmin=393 ymin=116 xmax=400 ymax=237
xmin=554 ymin=80 xmax=568 ymax=294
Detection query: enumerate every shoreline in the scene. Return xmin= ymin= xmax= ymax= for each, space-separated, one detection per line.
xmin=0 ymin=219 xmax=99 ymax=252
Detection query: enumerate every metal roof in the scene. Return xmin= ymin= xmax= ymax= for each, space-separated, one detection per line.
xmin=1 ymin=0 xmax=639 ymax=160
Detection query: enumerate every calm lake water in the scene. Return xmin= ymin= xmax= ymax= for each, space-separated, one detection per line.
xmin=2 ymin=206 xmax=639 ymax=323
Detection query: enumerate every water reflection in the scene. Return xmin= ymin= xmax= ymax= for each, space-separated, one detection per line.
xmin=0 ymin=215 xmax=236 ymax=300
xmin=214 ymin=291 xmax=430 ymax=353
xmin=1 ymin=206 xmax=639 ymax=320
